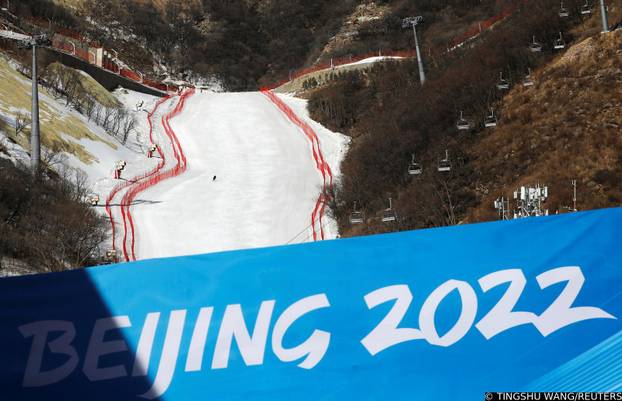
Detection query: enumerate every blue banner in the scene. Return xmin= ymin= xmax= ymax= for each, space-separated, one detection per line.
xmin=1 ymin=208 xmax=621 ymax=400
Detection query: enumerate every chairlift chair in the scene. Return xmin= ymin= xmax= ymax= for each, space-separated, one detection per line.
xmin=523 ymin=68 xmax=535 ymax=87
xmin=496 ymin=72 xmax=510 ymax=90
xmin=381 ymin=198 xmax=397 ymax=223
xmin=437 ymin=149 xmax=451 ymax=172
xmin=580 ymin=0 xmax=592 ymax=15
xmin=484 ymin=109 xmax=498 ymax=128
xmin=408 ymin=154 xmax=423 ymax=175
xmin=456 ymin=111 xmax=470 ymax=130
xmin=349 ymin=201 xmax=364 ymax=224
xmin=554 ymin=32 xmax=566 ymax=50
xmin=529 ymin=36 xmax=543 ymax=53
xmin=559 ymin=1 xmax=570 ymax=17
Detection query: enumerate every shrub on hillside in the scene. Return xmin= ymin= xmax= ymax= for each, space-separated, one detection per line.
xmin=0 ymin=159 xmax=107 ymax=273
xmin=309 ymin=0 xmax=591 ymax=235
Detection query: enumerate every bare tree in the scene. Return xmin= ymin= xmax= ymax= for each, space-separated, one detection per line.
xmin=101 ymin=106 xmax=116 ymax=131
xmin=14 ymin=113 xmax=29 ymax=137
xmin=120 ymin=113 xmax=137 ymax=144
xmin=83 ymin=94 xmax=97 ymax=120
xmin=41 ymin=147 xmax=68 ymax=171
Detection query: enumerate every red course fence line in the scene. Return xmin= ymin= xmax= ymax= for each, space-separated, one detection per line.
xmin=261 ymin=89 xmax=333 ymax=241
xmin=264 ymin=1 xmax=520 ymax=90
xmin=104 ymin=95 xmax=172 ymax=261
xmin=120 ymin=88 xmax=195 ymax=261
xmin=104 ymin=89 xmax=194 ymax=262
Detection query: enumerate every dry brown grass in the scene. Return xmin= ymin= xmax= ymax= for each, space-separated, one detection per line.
xmin=467 ymin=29 xmax=622 ymax=221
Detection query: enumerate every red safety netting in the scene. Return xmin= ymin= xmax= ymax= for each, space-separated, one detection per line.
xmin=120 ymin=68 xmax=141 ymax=82
xmin=105 ymin=88 xmax=195 ymax=262
xmin=265 ymin=1 xmax=521 ymax=90
xmin=261 ymin=89 xmax=333 ymax=241
xmin=48 ymin=29 xmax=176 ymax=94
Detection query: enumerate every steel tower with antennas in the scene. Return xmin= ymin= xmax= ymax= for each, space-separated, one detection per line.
xmin=512 ymin=184 xmax=549 ymax=218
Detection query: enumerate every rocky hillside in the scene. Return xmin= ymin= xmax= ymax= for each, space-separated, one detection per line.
xmin=469 ymin=30 xmax=622 ymax=221
xmin=306 ymin=0 xmax=622 ymax=236
xmin=8 ymin=0 xmax=512 ymax=89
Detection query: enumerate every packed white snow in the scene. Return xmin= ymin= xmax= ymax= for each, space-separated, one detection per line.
xmin=0 ymin=62 xmax=349 ymax=261
xmin=131 ymin=91 xmax=349 ymax=259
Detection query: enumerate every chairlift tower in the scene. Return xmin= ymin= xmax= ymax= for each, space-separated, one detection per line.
xmin=512 ymin=184 xmax=549 ymax=218
xmin=0 ymin=30 xmax=49 ymax=175
xmin=571 ymin=179 xmax=578 ymax=212
xmin=402 ymin=16 xmax=426 ymax=85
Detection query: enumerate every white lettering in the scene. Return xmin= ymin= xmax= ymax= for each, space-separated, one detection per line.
xmin=132 ymin=312 xmax=160 ymax=377
xmin=534 ymin=266 xmax=616 ymax=336
xmin=476 ymin=269 xmax=537 ymax=339
xmin=211 ymin=301 xmax=275 ymax=369
xmin=272 ymin=294 xmax=331 ymax=369
xmin=184 ymin=307 xmax=213 ymax=372
xmin=83 ymin=316 xmax=131 ymax=381
xmin=19 ymin=320 xmax=79 ymax=387
xmin=360 ymin=285 xmax=423 ymax=355
xmin=140 ymin=310 xmax=187 ymax=400
xmin=419 ymin=280 xmax=477 ymax=347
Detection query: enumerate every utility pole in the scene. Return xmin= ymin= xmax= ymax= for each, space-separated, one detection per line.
xmin=31 ymin=43 xmax=40 ymax=175
xmin=599 ymin=0 xmax=609 ymax=33
xmin=494 ymin=197 xmax=510 ymax=220
xmin=571 ymin=180 xmax=577 ymax=212
xmin=402 ymin=16 xmax=426 ymax=85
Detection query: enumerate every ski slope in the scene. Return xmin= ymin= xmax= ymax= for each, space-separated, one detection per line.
xmin=128 ymin=91 xmax=348 ymax=260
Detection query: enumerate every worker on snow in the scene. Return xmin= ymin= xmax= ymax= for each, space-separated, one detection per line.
xmin=114 ymin=160 xmax=126 ymax=179
xmin=212 ymin=175 xmax=217 ymax=181
xmin=147 ymin=144 xmax=157 ymax=158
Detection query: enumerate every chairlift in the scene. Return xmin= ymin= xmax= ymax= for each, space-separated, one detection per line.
xmin=484 ymin=109 xmax=498 ymax=128
xmin=553 ymin=32 xmax=566 ymax=50
xmin=408 ymin=154 xmax=423 ymax=175
xmin=523 ymin=68 xmax=535 ymax=87
xmin=529 ymin=36 xmax=543 ymax=53
xmin=381 ymin=198 xmax=397 ymax=223
xmin=580 ymin=0 xmax=592 ymax=15
xmin=456 ymin=111 xmax=470 ymax=130
xmin=438 ymin=149 xmax=451 ymax=172
xmin=496 ymin=72 xmax=510 ymax=90
xmin=559 ymin=1 xmax=570 ymax=17
xmin=349 ymin=201 xmax=364 ymax=225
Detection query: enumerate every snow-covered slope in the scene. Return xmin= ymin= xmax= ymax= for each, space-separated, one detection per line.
xmin=129 ymin=91 xmax=348 ymax=259
xmin=0 ymin=54 xmax=146 ymax=190
xmin=1 ymin=48 xmax=349 ymax=261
